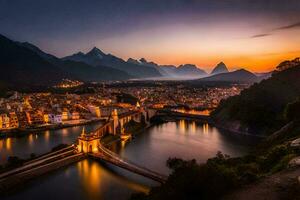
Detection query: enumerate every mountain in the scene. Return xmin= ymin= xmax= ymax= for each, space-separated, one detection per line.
xmin=211 ymin=62 xmax=229 ymax=74
xmin=20 ymin=42 xmax=59 ymax=65
xmin=159 ymin=65 xmax=178 ymax=76
xmin=199 ymin=69 xmax=258 ymax=83
xmin=63 ymin=48 xmax=162 ymax=78
xmin=60 ymin=60 xmax=132 ymax=81
xmin=20 ymin=43 xmax=133 ymax=81
xmin=176 ymin=64 xmax=207 ymax=77
xmin=125 ymin=57 xmax=209 ymax=79
xmin=212 ymin=61 xmax=300 ymax=135
xmin=159 ymin=63 xmax=208 ymax=78
xmin=0 ymin=34 xmax=67 ymax=89
xmin=134 ymin=58 xmax=171 ymax=76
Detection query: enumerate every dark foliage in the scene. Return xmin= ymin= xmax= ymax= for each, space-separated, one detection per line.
xmin=212 ymin=65 xmax=300 ymax=135
xmin=131 ymin=144 xmax=298 ymax=200
xmin=284 ymin=98 xmax=300 ymax=122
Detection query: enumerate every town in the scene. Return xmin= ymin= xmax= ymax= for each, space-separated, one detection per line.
xmin=0 ymin=82 xmax=246 ymax=131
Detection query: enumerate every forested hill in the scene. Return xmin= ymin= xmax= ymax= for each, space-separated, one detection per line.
xmin=211 ymin=60 xmax=300 ymax=135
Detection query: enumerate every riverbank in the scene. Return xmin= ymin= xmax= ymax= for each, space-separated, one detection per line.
xmin=0 ymin=118 xmax=105 ymax=139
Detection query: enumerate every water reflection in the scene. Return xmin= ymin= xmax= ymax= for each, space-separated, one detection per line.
xmin=203 ymin=123 xmax=209 ymax=134
xmin=6 ymin=138 xmax=11 ymax=151
xmin=45 ymin=130 xmax=50 ymax=143
xmin=190 ymin=121 xmax=196 ymax=134
xmin=0 ymin=122 xmax=104 ymax=164
xmin=114 ymin=120 xmax=260 ymax=175
xmin=179 ymin=119 xmax=186 ymax=132
xmin=77 ymin=160 xmax=149 ymax=199
xmin=77 ymin=160 xmax=103 ymax=199
xmin=1 ymin=119 xmax=260 ymax=200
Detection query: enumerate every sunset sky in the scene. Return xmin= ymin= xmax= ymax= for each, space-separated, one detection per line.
xmin=1 ymin=0 xmax=300 ymax=72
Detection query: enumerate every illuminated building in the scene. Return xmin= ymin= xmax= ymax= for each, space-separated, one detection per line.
xmin=0 ymin=114 xmax=10 ymax=129
xmin=71 ymin=112 xmax=80 ymax=120
xmin=48 ymin=114 xmax=62 ymax=124
xmin=9 ymin=112 xmax=19 ymax=128
xmin=87 ymin=105 xmax=101 ymax=118
xmin=62 ymin=111 xmax=69 ymax=121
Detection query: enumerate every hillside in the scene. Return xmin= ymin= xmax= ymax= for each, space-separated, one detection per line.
xmin=199 ymin=69 xmax=258 ymax=83
xmin=20 ymin=42 xmax=133 ymax=81
xmin=211 ymin=63 xmax=300 ymax=135
xmin=0 ymin=34 xmax=67 ymax=89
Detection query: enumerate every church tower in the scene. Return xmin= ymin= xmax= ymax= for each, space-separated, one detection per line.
xmin=111 ymin=109 xmax=119 ymax=135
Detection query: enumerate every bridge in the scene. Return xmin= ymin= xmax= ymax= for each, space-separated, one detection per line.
xmin=0 ymin=108 xmax=166 ymax=192
xmin=77 ymin=108 xmax=167 ymax=183
xmin=0 ymin=146 xmax=85 ymax=192
xmin=90 ymin=144 xmax=167 ymax=183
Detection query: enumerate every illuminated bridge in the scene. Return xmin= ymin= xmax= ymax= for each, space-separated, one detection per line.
xmin=0 ymin=108 xmax=166 ymax=192
xmin=89 ymin=144 xmax=167 ymax=183
xmin=77 ymin=108 xmax=167 ymax=183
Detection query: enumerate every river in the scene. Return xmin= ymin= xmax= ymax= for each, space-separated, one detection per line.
xmin=0 ymin=119 xmax=260 ymax=200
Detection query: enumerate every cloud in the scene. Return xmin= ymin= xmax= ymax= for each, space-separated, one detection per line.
xmin=275 ymin=21 xmax=300 ymax=30
xmin=250 ymin=33 xmax=271 ymax=38
xmin=250 ymin=20 xmax=300 ymax=39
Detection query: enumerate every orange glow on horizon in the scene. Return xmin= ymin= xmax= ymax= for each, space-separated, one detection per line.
xmin=96 ymin=21 xmax=300 ymax=73
xmin=139 ymin=50 xmax=300 ymax=73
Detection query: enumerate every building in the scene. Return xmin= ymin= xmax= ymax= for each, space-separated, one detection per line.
xmin=0 ymin=114 xmax=10 ymax=129
xmin=48 ymin=114 xmax=62 ymax=124
xmin=43 ymin=114 xmax=50 ymax=123
xmin=88 ymin=105 xmax=101 ymax=118
xmin=9 ymin=112 xmax=19 ymax=128
xmin=17 ymin=112 xmax=30 ymax=128
xmin=71 ymin=112 xmax=80 ymax=120
xmin=26 ymin=111 xmax=44 ymax=126
xmin=62 ymin=111 xmax=69 ymax=121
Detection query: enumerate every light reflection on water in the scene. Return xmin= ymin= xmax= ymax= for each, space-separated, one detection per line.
xmin=1 ymin=120 xmax=260 ymax=200
xmin=112 ymin=120 xmax=260 ymax=175
xmin=0 ymin=122 xmax=104 ymax=165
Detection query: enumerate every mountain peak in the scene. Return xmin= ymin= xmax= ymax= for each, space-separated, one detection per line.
xmin=176 ymin=64 xmax=207 ymax=76
xmin=178 ymin=64 xmax=197 ymax=69
xmin=87 ymin=47 xmax=106 ymax=58
xmin=139 ymin=58 xmax=147 ymax=63
xmin=76 ymin=51 xmax=85 ymax=55
xmin=127 ymin=58 xmax=140 ymax=65
xmin=211 ymin=62 xmax=229 ymax=74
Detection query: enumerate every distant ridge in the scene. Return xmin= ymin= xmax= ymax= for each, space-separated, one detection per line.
xmin=19 ymin=42 xmax=133 ymax=82
xmin=199 ymin=69 xmax=258 ymax=83
xmin=63 ymin=48 xmax=162 ymax=78
xmin=127 ymin=57 xmax=208 ymax=78
xmin=0 ymin=34 xmax=67 ymax=89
